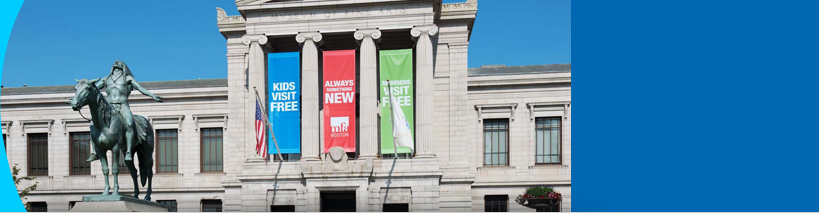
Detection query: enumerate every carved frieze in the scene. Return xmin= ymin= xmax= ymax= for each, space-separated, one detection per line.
xmin=442 ymin=0 xmax=478 ymax=12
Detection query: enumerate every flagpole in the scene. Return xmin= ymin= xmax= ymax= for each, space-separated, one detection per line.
xmin=254 ymin=87 xmax=285 ymax=162
xmin=387 ymin=80 xmax=399 ymax=159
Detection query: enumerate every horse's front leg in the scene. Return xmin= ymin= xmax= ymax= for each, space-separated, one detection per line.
xmin=111 ymin=146 xmax=121 ymax=196
xmin=97 ymin=147 xmax=110 ymax=195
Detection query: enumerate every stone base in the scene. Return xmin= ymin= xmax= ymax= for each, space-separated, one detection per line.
xmin=71 ymin=195 xmax=168 ymax=212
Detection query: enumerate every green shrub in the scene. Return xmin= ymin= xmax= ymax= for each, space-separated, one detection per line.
xmin=525 ymin=186 xmax=554 ymax=197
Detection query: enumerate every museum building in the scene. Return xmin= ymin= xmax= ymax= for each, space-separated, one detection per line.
xmin=1 ymin=0 xmax=571 ymax=212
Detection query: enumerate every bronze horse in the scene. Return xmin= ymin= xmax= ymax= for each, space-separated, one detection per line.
xmin=69 ymin=78 xmax=155 ymax=200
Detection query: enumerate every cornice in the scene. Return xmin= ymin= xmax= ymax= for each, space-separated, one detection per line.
xmin=468 ymin=73 xmax=572 ymax=87
xmin=217 ymin=7 xmax=247 ymax=38
xmin=0 ymin=88 xmax=228 ymax=106
xmin=217 ymin=7 xmax=246 ymax=25
xmin=236 ymin=0 xmax=433 ymax=12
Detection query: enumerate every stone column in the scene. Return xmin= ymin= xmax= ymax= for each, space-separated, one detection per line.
xmin=411 ymin=26 xmax=438 ymax=158
xmin=355 ymin=29 xmax=382 ymax=159
xmin=242 ymin=34 xmax=268 ymax=160
xmin=297 ymin=32 xmax=323 ymax=161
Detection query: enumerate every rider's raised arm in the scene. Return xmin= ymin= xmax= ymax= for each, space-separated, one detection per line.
xmin=127 ymin=75 xmax=159 ymax=99
xmin=95 ymin=76 xmax=108 ymax=89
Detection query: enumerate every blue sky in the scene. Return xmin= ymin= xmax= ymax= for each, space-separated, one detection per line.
xmin=2 ymin=0 xmax=570 ymax=87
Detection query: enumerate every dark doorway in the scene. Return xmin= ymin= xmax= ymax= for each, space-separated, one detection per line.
xmin=320 ymin=191 xmax=356 ymax=212
xmin=383 ymin=203 xmax=409 ymax=212
xmin=271 ymin=205 xmax=296 ymax=212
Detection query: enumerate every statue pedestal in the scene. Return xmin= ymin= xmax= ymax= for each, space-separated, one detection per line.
xmin=70 ymin=195 xmax=168 ymax=212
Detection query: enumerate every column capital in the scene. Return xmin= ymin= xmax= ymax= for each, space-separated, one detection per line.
xmin=411 ymin=25 xmax=439 ymax=38
xmin=354 ymin=29 xmax=382 ymax=42
xmin=296 ymin=32 xmax=323 ymax=44
xmin=241 ymin=35 xmax=268 ymax=46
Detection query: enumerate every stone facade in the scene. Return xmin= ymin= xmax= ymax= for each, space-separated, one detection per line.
xmin=1 ymin=0 xmax=571 ymax=212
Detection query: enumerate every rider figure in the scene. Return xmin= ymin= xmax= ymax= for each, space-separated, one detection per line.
xmin=86 ymin=60 xmax=162 ymax=162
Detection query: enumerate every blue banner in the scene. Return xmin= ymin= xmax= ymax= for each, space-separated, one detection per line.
xmin=268 ymin=52 xmax=301 ymax=154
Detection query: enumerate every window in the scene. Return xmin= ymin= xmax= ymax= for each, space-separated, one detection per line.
xmin=484 ymin=195 xmax=508 ymax=212
xmin=381 ymin=153 xmax=412 ymax=159
xmin=271 ymin=205 xmax=296 ymax=212
xmin=28 ymin=133 xmax=49 ymax=176
xmin=3 ymin=134 xmax=6 ymax=152
xmin=483 ymin=119 xmax=509 ymax=166
xmin=536 ymin=117 xmax=562 ymax=164
xmin=158 ymin=200 xmax=178 ymax=212
xmin=28 ymin=202 xmax=47 ymax=212
xmin=70 ymin=132 xmax=92 ymax=175
xmin=272 ymin=154 xmax=301 ymax=162
xmin=201 ymin=128 xmax=223 ymax=172
xmin=104 ymin=151 xmax=126 ymax=169
xmin=69 ymin=201 xmax=78 ymax=210
xmin=156 ymin=130 xmax=178 ymax=173
xmin=201 ymin=199 xmax=222 ymax=212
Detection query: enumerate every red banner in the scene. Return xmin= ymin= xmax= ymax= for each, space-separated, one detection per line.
xmin=322 ymin=50 xmax=357 ymax=153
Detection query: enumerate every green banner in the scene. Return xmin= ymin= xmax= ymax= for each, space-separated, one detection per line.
xmin=380 ymin=49 xmax=414 ymax=154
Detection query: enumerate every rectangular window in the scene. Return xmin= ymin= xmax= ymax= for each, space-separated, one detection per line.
xmin=201 ymin=128 xmax=223 ymax=172
xmin=29 ymin=202 xmax=47 ymax=212
xmin=69 ymin=132 xmax=92 ymax=175
xmin=158 ymin=200 xmax=178 ymax=212
xmin=271 ymin=205 xmax=296 ymax=212
xmin=484 ymin=195 xmax=508 ymax=212
xmin=483 ymin=119 xmax=509 ymax=167
xmin=69 ymin=201 xmax=78 ymax=210
xmin=104 ymin=151 xmax=126 ymax=168
xmin=3 ymin=134 xmax=7 ymax=152
xmin=381 ymin=153 xmax=412 ymax=159
xmin=156 ymin=130 xmax=179 ymax=173
xmin=28 ymin=133 xmax=49 ymax=176
xmin=272 ymin=154 xmax=301 ymax=162
xmin=536 ymin=117 xmax=562 ymax=164
xmin=201 ymin=199 xmax=222 ymax=212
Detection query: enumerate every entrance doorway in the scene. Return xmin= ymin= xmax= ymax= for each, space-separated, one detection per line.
xmin=383 ymin=203 xmax=409 ymax=212
xmin=320 ymin=191 xmax=356 ymax=212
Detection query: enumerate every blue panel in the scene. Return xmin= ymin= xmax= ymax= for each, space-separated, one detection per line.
xmin=267 ymin=52 xmax=301 ymax=154
xmin=0 ymin=1 xmax=27 ymax=211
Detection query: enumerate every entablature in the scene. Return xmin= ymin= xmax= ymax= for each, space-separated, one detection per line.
xmin=149 ymin=115 xmax=185 ymax=131
xmin=0 ymin=87 xmax=228 ymax=106
xmin=468 ymin=72 xmax=571 ymax=88
xmin=19 ymin=119 xmax=55 ymax=136
xmin=192 ymin=113 xmax=229 ymax=131
xmin=475 ymin=103 xmax=518 ymax=122
xmin=527 ymin=101 xmax=571 ymax=121
xmin=236 ymin=0 xmax=437 ymax=12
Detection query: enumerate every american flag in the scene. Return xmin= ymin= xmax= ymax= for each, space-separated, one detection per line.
xmin=255 ymin=97 xmax=269 ymax=160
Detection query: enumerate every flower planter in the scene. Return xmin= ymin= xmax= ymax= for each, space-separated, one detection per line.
xmin=518 ymin=198 xmax=560 ymax=207
xmin=527 ymin=198 xmax=549 ymax=205
xmin=516 ymin=186 xmax=563 ymax=211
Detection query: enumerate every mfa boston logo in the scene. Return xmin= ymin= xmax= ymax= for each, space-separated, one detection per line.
xmin=331 ymin=116 xmax=349 ymax=134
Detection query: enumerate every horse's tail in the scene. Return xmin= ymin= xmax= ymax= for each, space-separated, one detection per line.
xmin=134 ymin=115 xmax=154 ymax=187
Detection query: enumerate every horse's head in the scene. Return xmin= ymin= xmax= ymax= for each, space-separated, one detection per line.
xmin=70 ymin=78 xmax=100 ymax=111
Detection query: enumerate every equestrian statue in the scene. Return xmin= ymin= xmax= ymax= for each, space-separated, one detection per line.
xmin=68 ymin=60 xmax=162 ymax=200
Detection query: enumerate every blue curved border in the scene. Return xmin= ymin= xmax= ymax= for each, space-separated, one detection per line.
xmin=0 ymin=0 xmax=26 ymax=212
